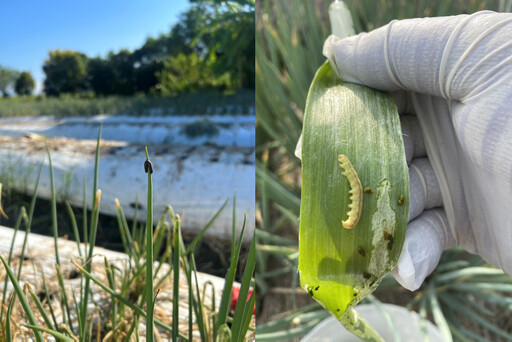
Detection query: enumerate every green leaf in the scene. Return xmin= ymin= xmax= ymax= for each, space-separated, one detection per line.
xmin=429 ymin=284 xmax=453 ymax=342
xmin=24 ymin=325 xmax=76 ymax=342
xmin=5 ymin=293 xmax=16 ymax=342
xmin=46 ymin=143 xmax=60 ymax=266
xmin=186 ymin=199 xmax=228 ymax=254
xmin=298 ymin=62 xmax=409 ymax=335
xmin=231 ymin=235 xmax=256 ymax=341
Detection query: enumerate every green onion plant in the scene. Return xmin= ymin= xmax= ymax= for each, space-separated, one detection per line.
xmin=0 ymin=128 xmax=255 ymax=341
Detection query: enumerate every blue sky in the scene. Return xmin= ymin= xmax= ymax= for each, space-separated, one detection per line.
xmin=0 ymin=0 xmax=190 ymax=94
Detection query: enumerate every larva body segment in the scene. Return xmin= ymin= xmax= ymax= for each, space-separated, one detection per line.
xmin=338 ymin=154 xmax=363 ymax=229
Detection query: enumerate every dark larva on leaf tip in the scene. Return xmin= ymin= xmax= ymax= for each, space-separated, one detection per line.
xmin=144 ymin=159 xmax=154 ymax=174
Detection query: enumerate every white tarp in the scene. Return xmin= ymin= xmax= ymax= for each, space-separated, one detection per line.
xmin=0 ymin=115 xmax=255 ymax=241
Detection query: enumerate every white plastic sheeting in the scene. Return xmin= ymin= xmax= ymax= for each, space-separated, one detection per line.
xmin=0 ymin=115 xmax=254 ymax=241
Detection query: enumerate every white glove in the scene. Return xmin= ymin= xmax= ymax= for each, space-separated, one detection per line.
xmin=322 ymin=11 xmax=512 ymax=290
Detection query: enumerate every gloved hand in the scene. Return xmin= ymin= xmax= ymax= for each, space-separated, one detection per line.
xmin=322 ymin=11 xmax=512 ymax=291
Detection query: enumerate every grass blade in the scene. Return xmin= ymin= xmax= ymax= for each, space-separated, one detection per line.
xmin=232 ymin=192 xmax=237 ymax=255
xmin=191 ymin=255 xmax=208 ymax=341
xmin=5 ymin=293 xmax=16 ymax=342
xmin=56 ymin=264 xmax=73 ymax=330
xmin=0 ymin=256 xmax=44 ymax=342
xmin=26 ymin=284 xmax=56 ymax=331
xmin=1 ymin=207 xmax=25 ymax=320
xmin=41 ymin=269 xmax=59 ymax=330
xmin=439 ymin=292 xmax=512 ymax=340
xmin=82 ymin=177 xmax=88 ymax=254
xmin=65 ymin=200 xmax=82 ymax=258
xmin=216 ymin=211 xmax=247 ymax=338
xmin=46 ymin=143 xmax=60 ymax=266
xmin=172 ymin=213 xmax=181 ymax=342
xmin=434 ymin=267 xmax=505 ymax=284
xmin=144 ymin=146 xmax=155 ymax=341
xmin=24 ymin=325 xmax=76 ymax=342
xmin=187 ymin=255 xmax=193 ymax=342
xmin=104 ymin=257 xmax=118 ymax=340
xmin=185 ymin=199 xmax=228 ymax=254
xmin=80 ymin=125 xmax=102 ymax=339
xmin=231 ymin=234 xmax=256 ymax=341
xmin=255 ymin=163 xmax=300 ymax=216
xmin=428 ymin=283 xmax=453 ymax=342
xmin=256 ymin=310 xmax=331 ymax=341
xmin=114 ymin=198 xmax=138 ymax=260
xmin=16 ymin=208 xmax=30 ymax=282
xmin=16 ymin=161 xmax=44 ymax=282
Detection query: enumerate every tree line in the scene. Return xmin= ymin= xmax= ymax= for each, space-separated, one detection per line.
xmin=1 ymin=0 xmax=254 ymax=98
xmin=0 ymin=68 xmax=35 ymax=97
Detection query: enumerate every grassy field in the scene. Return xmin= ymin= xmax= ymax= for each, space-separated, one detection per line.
xmin=0 ymin=89 xmax=255 ymax=117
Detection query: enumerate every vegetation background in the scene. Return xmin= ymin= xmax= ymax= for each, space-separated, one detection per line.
xmin=255 ymin=1 xmax=512 ymax=341
xmin=0 ymin=0 xmax=255 ymax=117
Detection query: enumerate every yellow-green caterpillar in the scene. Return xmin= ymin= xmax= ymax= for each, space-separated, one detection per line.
xmin=338 ymin=154 xmax=362 ymax=229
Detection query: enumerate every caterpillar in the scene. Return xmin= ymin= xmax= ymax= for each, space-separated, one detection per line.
xmin=338 ymin=154 xmax=363 ymax=229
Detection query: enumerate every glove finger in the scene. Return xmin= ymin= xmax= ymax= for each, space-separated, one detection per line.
xmin=392 ymin=209 xmax=456 ymax=291
xmin=390 ymin=91 xmax=409 ymax=115
xmin=408 ymin=158 xmax=443 ymax=222
xmin=323 ymin=11 xmax=512 ymax=100
xmin=400 ymin=114 xmax=426 ymax=165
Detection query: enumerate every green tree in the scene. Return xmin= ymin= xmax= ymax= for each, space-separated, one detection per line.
xmin=43 ymin=50 xmax=88 ymax=96
xmin=88 ymin=50 xmax=139 ymax=95
xmin=108 ymin=50 xmax=136 ymax=95
xmin=87 ymin=57 xmax=114 ymax=95
xmin=0 ymin=66 xmax=20 ymax=97
xmin=15 ymin=71 xmax=35 ymax=96
xmin=157 ymin=53 xmax=229 ymax=95
xmin=190 ymin=0 xmax=255 ymax=89
xmin=168 ymin=5 xmax=211 ymax=56
xmin=134 ymin=61 xmax=162 ymax=93
xmin=129 ymin=6 xmax=210 ymax=94
xmin=155 ymin=1 xmax=254 ymax=93
xmin=132 ymin=6 xmax=208 ymax=64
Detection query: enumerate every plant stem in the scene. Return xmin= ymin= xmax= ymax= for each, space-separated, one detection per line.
xmin=341 ymin=307 xmax=384 ymax=342
xmin=145 ymin=146 xmax=154 ymax=341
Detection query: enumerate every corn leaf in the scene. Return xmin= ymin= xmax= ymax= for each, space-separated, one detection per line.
xmin=299 ymin=61 xmax=409 ymax=339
